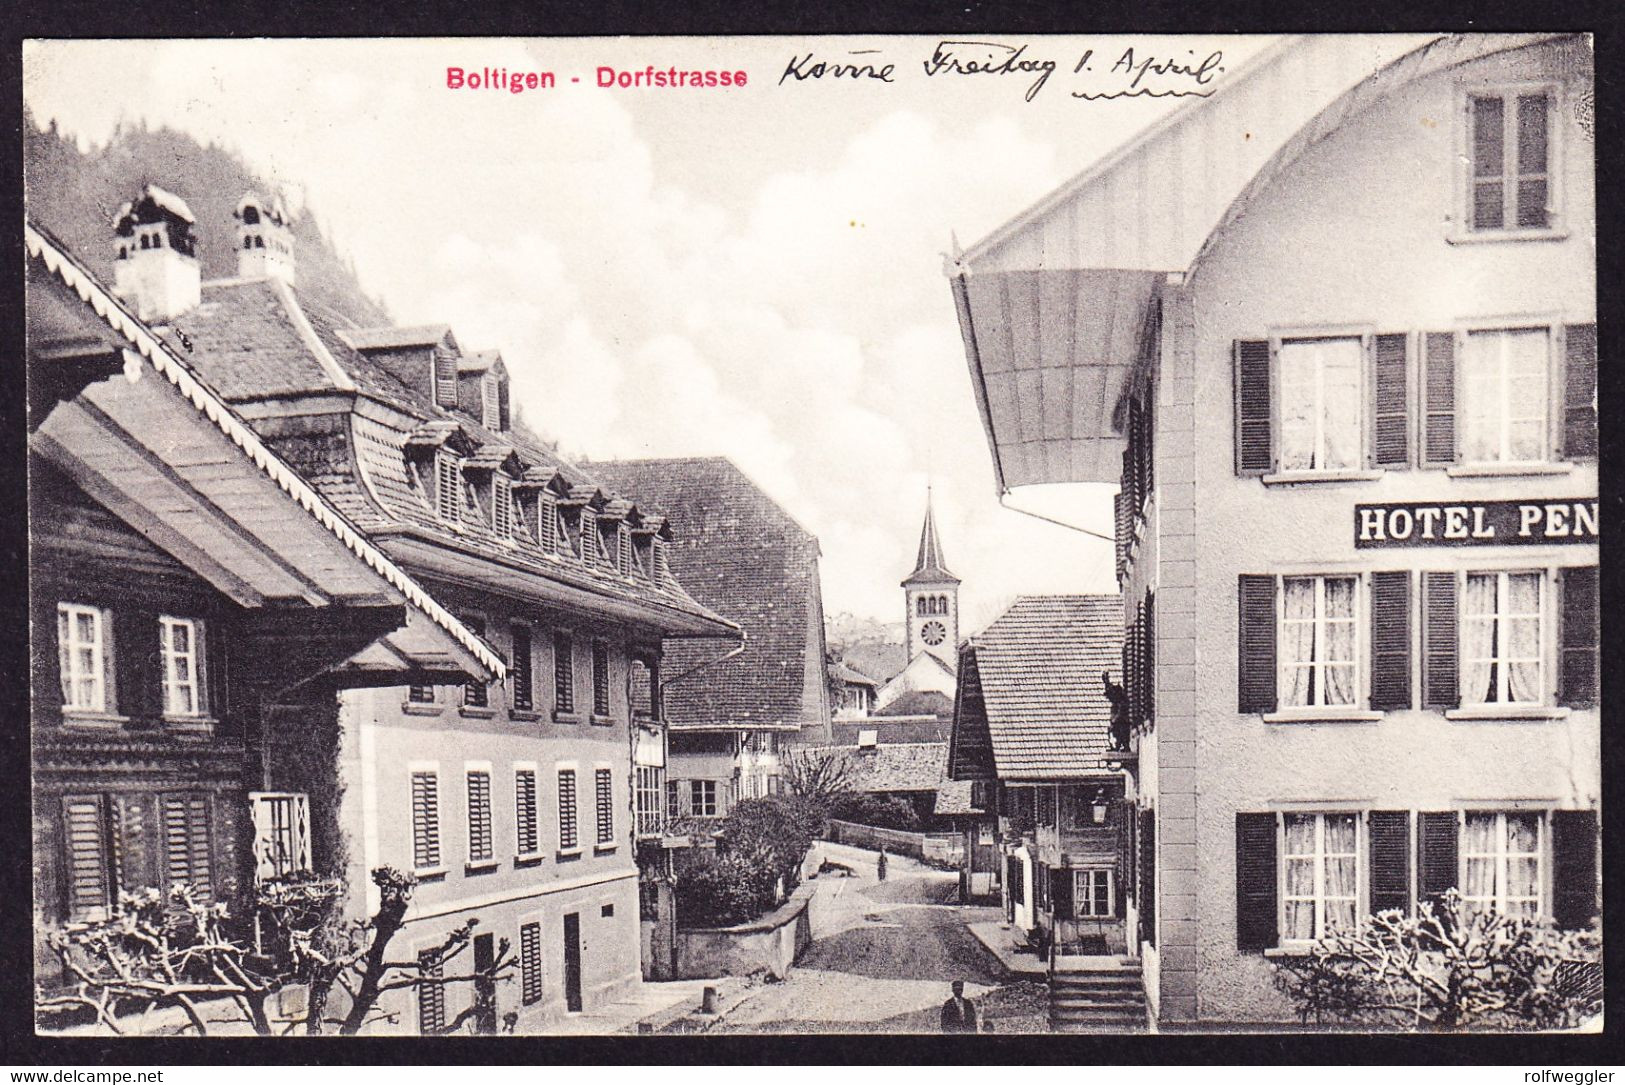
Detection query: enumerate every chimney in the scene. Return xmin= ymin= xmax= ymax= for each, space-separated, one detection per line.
xmin=112 ymin=184 xmax=201 ymax=323
xmin=234 ymin=192 xmax=296 ymax=286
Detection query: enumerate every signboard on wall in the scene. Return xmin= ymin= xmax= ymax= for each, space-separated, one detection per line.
xmin=1354 ymin=499 xmax=1599 ymax=548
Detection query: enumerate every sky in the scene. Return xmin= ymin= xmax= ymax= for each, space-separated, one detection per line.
xmin=24 ymin=35 xmax=1277 ymax=633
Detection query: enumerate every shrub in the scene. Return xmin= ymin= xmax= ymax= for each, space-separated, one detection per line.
xmin=831 ymin=793 xmax=921 ymax=832
xmin=674 ymin=851 xmax=776 ymax=928
xmin=672 ymin=795 xmax=823 ymax=927
xmin=719 ymin=796 xmax=817 ymax=895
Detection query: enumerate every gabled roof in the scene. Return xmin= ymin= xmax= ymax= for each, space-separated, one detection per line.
xmin=949 ymin=34 xmax=1566 ymax=491
xmin=159 ymin=276 xmax=733 ymax=637
xmin=903 ymin=493 xmax=959 ymax=586
xmin=585 ymin=456 xmax=827 ymax=732
xmin=933 ymin=779 xmax=986 ymax=817
xmin=829 ymin=661 xmax=878 ymax=689
xmin=951 ymin=595 xmax=1121 ymax=780
xmin=805 ymin=742 xmax=949 ymax=794
xmin=875 ymin=689 xmax=953 ymax=719
xmin=115 ymin=183 xmax=195 ymax=227
xmin=25 ymin=221 xmax=505 ymax=680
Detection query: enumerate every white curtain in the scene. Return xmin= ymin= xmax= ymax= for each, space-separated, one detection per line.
xmin=1281 ymin=579 xmax=1316 ymax=706
xmin=1323 ymin=578 xmax=1357 ymax=706
xmin=1463 ymin=574 xmax=1498 ymax=703
xmin=1505 ymin=814 xmax=1541 ymax=917
xmin=1284 ymin=815 xmax=1316 ymax=940
xmin=1320 ymin=340 xmax=1362 ymax=469
xmin=1506 ymin=573 xmax=1542 ymax=702
xmin=1323 ymin=814 xmax=1358 ymax=933
xmin=1278 ymin=343 xmax=1318 ymax=471
xmin=1463 ymin=814 xmax=1497 ymax=915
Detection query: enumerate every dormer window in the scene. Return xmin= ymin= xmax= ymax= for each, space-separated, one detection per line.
xmin=433 ymin=351 xmax=458 ymax=410
xmin=493 ymin=475 xmax=514 ymax=539
xmin=652 ymin=538 xmax=670 ymax=584
xmin=579 ymin=509 xmax=598 ymax=564
xmin=617 ymin=524 xmax=633 ymax=575
xmin=539 ymin=494 xmax=559 ymax=552
xmin=435 ymin=451 xmax=461 ymax=523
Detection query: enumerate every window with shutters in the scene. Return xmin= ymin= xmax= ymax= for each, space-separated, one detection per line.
xmin=461 ymin=616 xmax=489 ymax=710
xmin=514 ymin=767 xmax=539 ymax=858
xmin=250 ymin=792 xmax=311 ymax=882
xmin=579 ymin=509 xmax=598 ymax=564
xmin=595 ymin=768 xmax=615 ymax=846
xmin=689 ymin=779 xmax=719 ymax=818
xmin=1072 ymin=869 xmax=1114 ymax=918
xmin=511 ymin=624 xmax=533 ymax=712
xmin=417 ymin=948 xmax=446 ymax=1033
xmin=1281 ymin=812 xmax=1359 ymax=943
xmin=557 ymin=768 xmax=579 ymax=851
xmin=492 ymin=474 xmax=513 ymax=539
xmin=61 ymin=795 xmax=115 ymax=920
xmin=1279 ymin=337 xmax=1363 ymax=472
xmin=592 ymin=640 xmax=611 ymax=718
xmin=57 ymin=603 xmax=110 ymax=714
xmin=1462 ymin=811 xmax=1543 ymax=919
xmin=481 ymin=374 xmax=501 ymax=431
xmin=158 ymin=616 xmax=205 ymax=717
xmin=554 ymin=631 xmax=575 ymax=716
xmin=407 ymin=685 xmax=436 ymax=705
xmin=617 ymin=524 xmax=633 ymax=575
xmin=411 ymin=769 xmax=442 ymax=872
xmin=435 ymin=451 xmax=462 ymax=523
xmin=538 ymin=494 xmax=559 ymax=551
xmin=520 ymin=921 xmax=543 ymax=1005
xmin=1462 ymin=571 xmax=1544 ymax=705
xmin=1462 ymin=85 xmax=1558 ymax=236
xmin=1461 ymin=328 xmax=1550 ymax=464
xmin=465 ymin=768 xmax=494 ymax=865
xmin=433 ymin=351 xmax=458 ymax=409
xmin=1279 ymin=576 xmax=1359 ymax=709
xmin=160 ymin=793 xmax=214 ymax=901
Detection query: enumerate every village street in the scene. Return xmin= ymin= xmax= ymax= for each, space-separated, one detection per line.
xmin=711 ymin=842 xmax=1049 ymax=1034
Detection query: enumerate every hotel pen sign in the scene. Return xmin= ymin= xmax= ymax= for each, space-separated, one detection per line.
xmin=1355 ymin=499 xmax=1600 ymax=548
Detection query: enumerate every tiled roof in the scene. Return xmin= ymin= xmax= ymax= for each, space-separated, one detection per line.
xmin=875 ymin=689 xmax=953 ymax=719
xmin=804 ymin=742 xmax=948 ymax=793
xmin=161 ymin=279 xmax=730 ymax=632
xmin=840 ymin=642 xmax=907 ymax=685
xmin=583 ymin=457 xmax=826 ymax=732
xmin=960 ymin=594 xmax=1121 ymax=779
xmin=24 ymin=221 xmax=505 ymax=679
xmin=829 ymin=661 xmax=878 ymax=688
xmin=933 ymin=779 xmax=986 ymax=817
xmin=337 ymin=324 xmax=454 ymax=351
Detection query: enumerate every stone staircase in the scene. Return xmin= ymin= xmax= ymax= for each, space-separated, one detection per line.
xmin=1048 ymin=958 xmax=1148 ymax=1033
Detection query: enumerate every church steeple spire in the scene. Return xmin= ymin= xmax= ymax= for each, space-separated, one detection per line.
xmin=903 ymin=490 xmax=960 ymax=586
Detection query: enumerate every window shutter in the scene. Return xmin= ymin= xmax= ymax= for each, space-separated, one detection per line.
xmin=1371 ymin=333 xmax=1411 ymax=467
xmin=433 ymin=351 xmax=457 ymax=408
xmin=1237 ymin=575 xmax=1277 ymax=713
xmin=62 ymin=795 xmax=111 ymax=920
xmin=1050 ymin=867 xmax=1073 ymax=921
xmin=1369 ymin=571 xmax=1412 ymax=710
xmin=1562 ymin=324 xmax=1597 ymax=459
xmin=1144 ymin=592 xmax=1155 ymax=723
xmin=1234 ymin=340 xmax=1273 ymax=475
xmin=1421 ymin=571 xmax=1459 ymax=708
xmin=466 ymin=770 xmax=493 ymax=862
xmin=558 ymin=769 xmax=578 ymax=849
xmin=1551 ymin=809 xmax=1599 ymax=930
xmin=1235 ymin=812 xmax=1278 ymax=951
xmin=412 ymin=772 xmax=440 ymax=869
xmin=1417 ymin=811 xmax=1459 ymax=913
xmin=161 ymin=793 xmax=213 ymax=901
xmin=511 ymin=624 xmax=533 ymax=712
xmin=292 ymin=793 xmax=311 ymax=874
xmin=595 ymin=768 xmax=614 ymax=845
xmin=1113 ymin=489 xmax=1130 ymax=583
xmin=1139 ymin=807 xmax=1156 ymax=948
xmin=1367 ymin=810 xmax=1412 ymax=915
xmin=1558 ymin=566 xmax=1599 ymax=706
xmin=520 ymin=921 xmax=543 ymax=1004
xmin=1421 ymin=332 xmax=1458 ymax=467
xmin=515 ymin=769 xmax=538 ymax=855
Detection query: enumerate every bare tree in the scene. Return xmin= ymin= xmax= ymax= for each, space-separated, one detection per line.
xmin=1272 ymin=889 xmax=1600 ymax=1031
xmin=38 ymin=868 xmax=516 ymax=1037
xmin=780 ymin=746 xmax=856 ymax=809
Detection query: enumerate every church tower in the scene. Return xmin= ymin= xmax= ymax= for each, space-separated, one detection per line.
xmin=902 ymin=491 xmax=961 ymax=670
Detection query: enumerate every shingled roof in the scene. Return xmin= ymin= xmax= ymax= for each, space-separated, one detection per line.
xmin=583 ymin=457 xmax=829 ymax=732
xmin=804 ymin=742 xmax=949 ymax=794
xmin=155 ymin=276 xmax=729 ymax=634
xmin=949 ymin=595 xmax=1121 ymax=781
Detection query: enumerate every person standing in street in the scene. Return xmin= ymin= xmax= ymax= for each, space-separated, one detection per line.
xmin=940 ymin=980 xmax=977 ymax=1033
xmin=876 ymin=846 xmax=888 ymax=881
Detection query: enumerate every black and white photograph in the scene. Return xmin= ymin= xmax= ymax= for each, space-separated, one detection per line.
xmin=18 ymin=31 xmax=1601 ymax=1044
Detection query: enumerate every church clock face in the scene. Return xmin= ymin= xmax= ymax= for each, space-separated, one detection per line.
xmin=921 ymin=620 xmax=946 ymax=646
